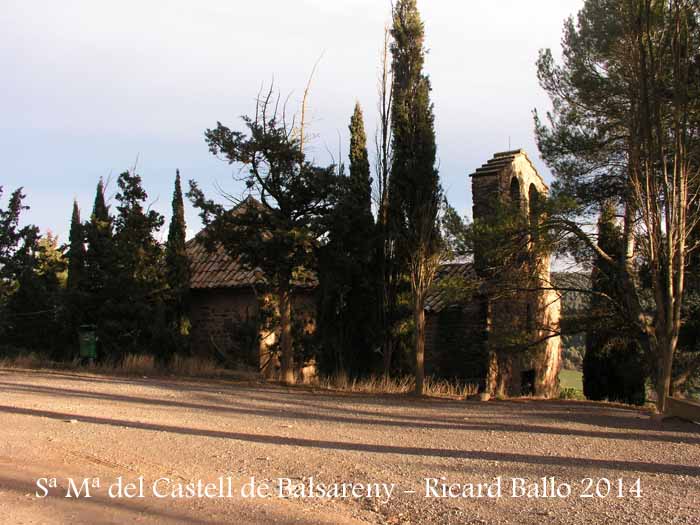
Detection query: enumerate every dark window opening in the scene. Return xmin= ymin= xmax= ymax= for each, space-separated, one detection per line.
xmin=529 ymin=183 xmax=540 ymax=240
xmin=521 ymin=369 xmax=536 ymax=396
xmin=509 ymin=177 xmax=521 ymax=211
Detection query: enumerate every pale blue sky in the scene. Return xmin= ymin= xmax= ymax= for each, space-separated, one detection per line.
xmin=1 ymin=0 xmax=583 ymax=241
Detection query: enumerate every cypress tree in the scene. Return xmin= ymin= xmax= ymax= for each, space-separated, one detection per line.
xmin=84 ymin=178 xmax=114 ymax=327
xmin=347 ymin=103 xmax=379 ymax=373
xmin=348 ymin=103 xmax=373 ymax=225
xmin=583 ymin=203 xmax=646 ymax=405
xmin=63 ymin=200 xmax=86 ymax=354
xmin=66 ymin=200 xmax=85 ymax=292
xmin=388 ymin=0 xmax=441 ymax=393
xmin=318 ymin=103 xmax=379 ymax=375
xmin=92 ymin=179 xmax=110 ymax=226
xmin=166 ymin=170 xmax=188 ymax=292
xmin=165 ymin=170 xmax=190 ymax=343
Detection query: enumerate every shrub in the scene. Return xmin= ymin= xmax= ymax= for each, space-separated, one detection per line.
xmin=559 ymin=387 xmax=585 ymax=400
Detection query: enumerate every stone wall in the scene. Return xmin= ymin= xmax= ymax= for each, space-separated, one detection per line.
xmin=189 ymin=287 xmax=317 ymax=379
xmin=189 ymin=287 xmax=261 ymax=365
xmin=425 ymin=300 xmax=489 ymax=388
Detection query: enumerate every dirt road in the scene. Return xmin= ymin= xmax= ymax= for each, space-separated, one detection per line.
xmin=0 ymin=368 xmax=698 ymax=524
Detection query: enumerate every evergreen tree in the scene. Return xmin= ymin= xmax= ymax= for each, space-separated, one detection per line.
xmin=348 ymin=103 xmax=373 ymax=226
xmin=0 ymin=188 xmax=70 ymax=354
xmin=82 ymin=179 xmax=116 ymax=359
xmin=440 ymin=202 xmax=472 ymax=259
xmin=84 ymin=178 xmax=114 ymax=321
xmin=165 ymin=170 xmax=190 ymax=348
xmin=317 ymin=103 xmax=378 ymax=375
xmin=190 ymin=89 xmax=339 ymax=385
xmin=66 ymin=200 xmax=85 ymax=292
xmin=109 ymin=170 xmax=165 ymax=359
xmin=388 ymin=0 xmax=442 ymax=393
xmin=6 ymin=230 xmax=65 ymax=353
xmin=0 ymin=187 xmax=34 ymax=295
xmin=583 ymin=203 xmax=646 ymax=405
xmin=535 ymin=0 xmax=700 ymax=410
xmin=62 ymin=200 xmax=87 ymax=356
xmin=114 ymin=171 xmax=164 ymax=281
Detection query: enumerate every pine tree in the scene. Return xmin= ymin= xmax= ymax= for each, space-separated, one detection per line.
xmin=388 ymin=0 xmax=442 ymax=394
xmin=165 ymin=170 xmax=190 ymax=345
xmin=535 ymin=0 xmax=700 ymax=410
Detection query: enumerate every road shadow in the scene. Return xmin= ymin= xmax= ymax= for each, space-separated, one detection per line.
xmin=2 ymin=380 xmax=698 ymax=446
xmin=0 ymin=404 xmax=698 ymax=478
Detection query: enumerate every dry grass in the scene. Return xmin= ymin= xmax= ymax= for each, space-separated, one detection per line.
xmin=316 ymin=371 xmax=478 ymax=399
xmin=168 ymin=354 xmax=223 ymax=376
xmin=112 ymin=353 xmax=157 ymax=375
xmin=93 ymin=354 xmax=227 ymax=378
xmin=0 ymin=352 xmax=53 ymax=370
xmin=1 ymin=353 xmax=477 ymax=397
xmin=0 ymin=352 xmax=229 ymax=379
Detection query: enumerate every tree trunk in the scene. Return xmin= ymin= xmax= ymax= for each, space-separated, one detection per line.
xmin=656 ymin=334 xmax=676 ymax=413
xmin=377 ymin=224 xmax=391 ymax=377
xmin=279 ymin=285 xmax=295 ymax=385
xmin=414 ymin=296 xmax=425 ymax=395
xmin=382 ymin=256 xmax=398 ymax=378
xmin=382 ymin=340 xmax=393 ymax=377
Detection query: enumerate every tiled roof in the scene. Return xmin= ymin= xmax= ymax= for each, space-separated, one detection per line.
xmin=424 ymin=262 xmax=477 ymax=313
xmin=186 ymin=235 xmax=266 ymax=290
xmin=186 ymin=196 xmax=317 ymax=290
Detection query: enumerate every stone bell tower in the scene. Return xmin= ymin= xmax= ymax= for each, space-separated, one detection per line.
xmin=469 ymin=149 xmax=561 ymax=397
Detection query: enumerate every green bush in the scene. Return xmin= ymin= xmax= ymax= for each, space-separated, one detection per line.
xmin=559 ymin=387 xmax=585 ymax=400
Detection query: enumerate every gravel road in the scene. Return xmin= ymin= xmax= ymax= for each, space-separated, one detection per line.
xmin=0 ymin=368 xmax=698 ymax=524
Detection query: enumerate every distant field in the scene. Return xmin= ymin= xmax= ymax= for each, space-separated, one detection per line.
xmin=559 ymin=368 xmax=583 ymax=391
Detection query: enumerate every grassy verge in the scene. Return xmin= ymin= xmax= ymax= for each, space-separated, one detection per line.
xmin=559 ymin=368 xmax=583 ymax=391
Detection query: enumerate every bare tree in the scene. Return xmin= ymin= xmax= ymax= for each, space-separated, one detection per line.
xmin=374 ymin=24 xmax=396 ymax=376
xmin=299 ymin=53 xmax=324 ymax=155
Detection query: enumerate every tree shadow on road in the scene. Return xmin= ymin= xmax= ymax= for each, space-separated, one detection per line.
xmin=1 ymin=381 xmax=698 ymax=446
xmin=0 ymin=404 xmax=698 ymax=478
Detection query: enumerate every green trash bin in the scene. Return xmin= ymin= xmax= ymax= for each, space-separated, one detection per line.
xmin=78 ymin=324 xmax=97 ymax=362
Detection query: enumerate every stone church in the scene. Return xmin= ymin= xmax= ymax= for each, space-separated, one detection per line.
xmin=424 ymin=149 xmax=561 ymax=397
xmin=186 ymin=200 xmax=317 ymax=379
xmin=187 ymin=149 xmax=561 ymax=396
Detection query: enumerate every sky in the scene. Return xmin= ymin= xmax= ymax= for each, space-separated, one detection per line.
xmin=1 ymin=0 xmax=584 ymax=242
